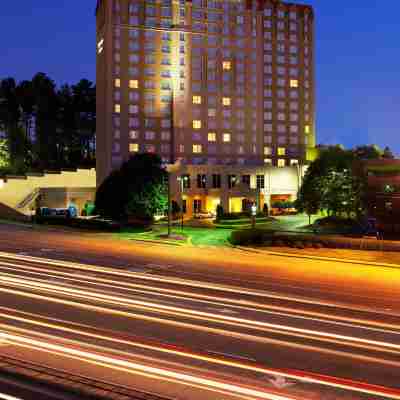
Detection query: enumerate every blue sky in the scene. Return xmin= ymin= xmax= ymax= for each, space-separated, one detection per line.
xmin=0 ymin=1 xmax=399 ymax=154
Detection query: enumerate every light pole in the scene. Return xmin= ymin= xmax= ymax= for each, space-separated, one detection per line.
xmin=251 ymin=203 xmax=257 ymax=229
xmin=178 ymin=175 xmax=188 ymax=231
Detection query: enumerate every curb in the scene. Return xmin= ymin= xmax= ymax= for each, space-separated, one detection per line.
xmin=129 ymin=238 xmax=184 ymax=247
xmin=236 ymin=246 xmax=400 ymax=270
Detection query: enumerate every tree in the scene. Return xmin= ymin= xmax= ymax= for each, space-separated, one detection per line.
xmin=382 ymin=146 xmax=395 ymax=159
xmin=0 ymin=78 xmax=26 ymax=173
xmin=95 ymin=153 xmax=167 ymax=221
xmin=31 ymin=73 xmax=59 ymax=169
xmin=296 ymin=146 xmax=367 ymax=221
xmin=352 ymin=145 xmax=383 ymax=160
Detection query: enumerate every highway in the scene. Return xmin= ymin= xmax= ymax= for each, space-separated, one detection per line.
xmin=0 ymin=224 xmax=399 ymax=399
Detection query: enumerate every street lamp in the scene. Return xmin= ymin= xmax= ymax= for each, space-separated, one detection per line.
xmin=251 ymin=203 xmax=257 ymax=229
xmin=177 ymin=175 xmax=188 ymax=230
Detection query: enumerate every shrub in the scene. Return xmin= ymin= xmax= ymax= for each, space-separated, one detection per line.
xmin=229 ymin=229 xmax=274 ymax=246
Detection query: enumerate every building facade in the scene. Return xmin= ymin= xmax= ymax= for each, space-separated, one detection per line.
xmin=96 ymin=0 xmax=315 ymax=214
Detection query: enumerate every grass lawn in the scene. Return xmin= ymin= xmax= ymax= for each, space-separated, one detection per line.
xmin=116 ymin=225 xmax=233 ymax=247
xmin=114 ymin=215 xmax=320 ymax=248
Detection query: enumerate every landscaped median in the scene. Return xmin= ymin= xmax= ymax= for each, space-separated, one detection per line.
xmin=229 ymin=228 xmax=400 ymax=252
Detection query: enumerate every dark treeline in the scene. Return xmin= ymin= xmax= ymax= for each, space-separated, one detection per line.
xmin=0 ymin=72 xmax=95 ymax=174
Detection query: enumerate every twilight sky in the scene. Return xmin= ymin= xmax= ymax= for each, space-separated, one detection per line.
xmin=0 ymin=1 xmax=399 ymax=154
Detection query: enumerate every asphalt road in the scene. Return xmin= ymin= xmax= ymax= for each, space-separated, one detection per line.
xmin=0 ymin=224 xmax=399 ymax=399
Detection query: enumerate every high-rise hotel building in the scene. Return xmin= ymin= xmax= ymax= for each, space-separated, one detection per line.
xmin=96 ymin=0 xmax=315 ymax=187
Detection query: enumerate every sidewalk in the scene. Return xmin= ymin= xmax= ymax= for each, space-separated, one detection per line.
xmin=246 ymin=245 xmax=400 ymax=267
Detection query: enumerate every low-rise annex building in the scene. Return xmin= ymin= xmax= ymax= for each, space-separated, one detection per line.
xmin=169 ymin=163 xmax=305 ymax=215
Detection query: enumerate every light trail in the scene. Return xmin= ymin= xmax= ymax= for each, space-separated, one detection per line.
xmin=0 ymin=259 xmax=398 ymax=337
xmin=1 ymin=307 xmax=400 ymax=400
xmin=0 ymin=273 xmax=399 ymax=359
xmin=1 ymin=283 xmax=400 ymax=399
xmin=0 ymin=395 xmax=23 ymax=400
xmin=0 ymin=331 xmax=299 ymax=400
xmin=0 ymin=250 xmax=397 ymax=319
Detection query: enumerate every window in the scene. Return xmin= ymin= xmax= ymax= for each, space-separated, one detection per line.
xmin=222 ymin=97 xmax=231 ymax=106
xmin=228 ymin=175 xmax=237 ymax=189
xmin=208 ymin=132 xmax=216 ymax=142
xmin=193 ymin=95 xmax=202 ymax=104
xmin=212 ymin=174 xmax=221 ymax=189
xmin=223 ymin=61 xmax=231 ymax=70
xmin=290 ymin=79 xmax=298 ymax=88
xmin=264 ymin=158 xmax=272 ymax=165
xmin=129 ymin=80 xmax=139 ymax=89
xmin=278 ymin=159 xmax=286 ymax=167
xmin=264 ymin=146 xmax=272 ymax=155
xmin=256 ymin=175 xmax=265 ymax=189
xmin=129 ymin=143 xmax=139 ymax=153
xmin=193 ymin=199 xmax=202 ymax=213
xmin=181 ymin=175 xmax=191 ymax=189
xmin=197 ymin=174 xmax=207 ymax=188
xmin=290 ymin=159 xmax=299 ymax=166
xmin=129 ymin=105 xmax=139 ymax=114
xmin=161 ymin=131 xmax=171 ymax=141
xmin=223 ymin=133 xmax=231 ymax=143
xmin=129 ymin=130 xmax=138 ymax=139
xmin=193 ymin=120 xmax=202 ymax=129
xmin=305 ymin=125 xmax=310 ymax=134
xmin=193 ymin=144 xmax=202 ymax=153
xmin=145 ymin=131 xmax=156 ymax=140
xmin=208 ymin=108 xmax=216 ymax=117
xmin=278 ymin=147 xmax=286 ymax=156
xmin=114 ymin=78 xmax=121 ymax=88
xmin=114 ymin=104 xmax=121 ymax=113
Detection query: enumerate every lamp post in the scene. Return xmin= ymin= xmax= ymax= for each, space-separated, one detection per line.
xmin=251 ymin=203 xmax=257 ymax=229
xmin=178 ymin=175 xmax=188 ymax=231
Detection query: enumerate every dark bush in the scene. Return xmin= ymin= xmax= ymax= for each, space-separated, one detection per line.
xmin=229 ymin=229 xmax=272 ymax=246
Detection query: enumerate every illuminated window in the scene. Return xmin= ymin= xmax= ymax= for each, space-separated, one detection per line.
xmin=193 ymin=120 xmax=202 ymax=129
xmin=193 ymin=95 xmax=202 ymax=104
xmin=223 ymin=133 xmax=231 ymax=142
xmin=277 ymin=147 xmax=286 ymax=156
xmin=114 ymin=78 xmax=121 ymax=88
xmin=208 ymin=132 xmax=216 ymax=142
xmin=179 ymin=144 xmax=185 ymax=153
xmin=97 ymin=38 xmax=104 ymax=54
xmin=305 ymin=125 xmax=310 ymax=134
xmin=193 ymin=144 xmax=202 ymax=153
xmin=129 ymin=130 xmax=138 ymax=139
xmin=208 ymin=108 xmax=216 ymax=117
xmin=264 ymin=158 xmax=272 ymax=165
xmin=278 ymin=159 xmax=286 ymax=167
xmin=114 ymin=104 xmax=121 ymax=113
xmin=129 ymin=143 xmax=139 ymax=153
xmin=290 ymin=159 xmax=299 ymax=166
xmin=290 ymin=79 xmax=299 ymax=88
xmin=129 ymin=79 xmax=139 ymax=89
xmin=264 ymin=146 xmax=272 ymax=155
xmin=222 ymin=97 xmax=231 ymax=106
xmin=223 ymin=61 xmax=231 ymax=70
